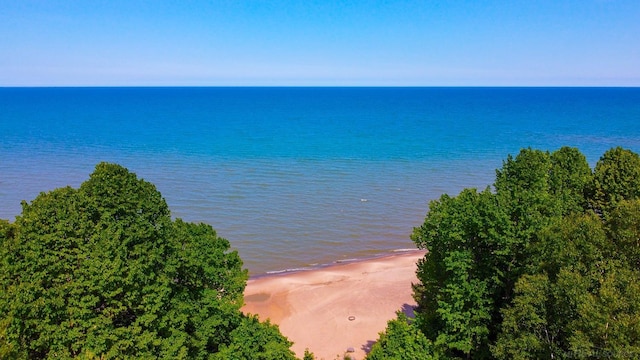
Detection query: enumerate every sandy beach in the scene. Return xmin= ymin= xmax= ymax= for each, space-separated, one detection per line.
xmin=242 ymin=250 xmax=426 ymax=360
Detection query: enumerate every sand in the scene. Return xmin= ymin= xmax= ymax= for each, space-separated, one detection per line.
xmin=242 ymin=250 xmax=426 ymax=360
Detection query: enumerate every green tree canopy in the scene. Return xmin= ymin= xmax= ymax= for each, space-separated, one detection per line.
xmin=607 ymin=199 xmax=640 ymax=268
xmin=0 ymin=163 xmax=296 ymax=359
xmin=369 ymin=146 xmax=640 ymax=360
xmin=592 ymin=147 xmax=640 ymax=216
xmin=367 ymin=312 xmax=434 ymax=360
xmin=549 ymin=146 xmax=592 ymax=215
xmin=411 ymin=188 xmax=510 ymax=358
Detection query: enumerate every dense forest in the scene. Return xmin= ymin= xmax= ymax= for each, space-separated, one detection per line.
xmin=2 ymin=146 xmax=639 ymax=359
xmin=368 ymin=147 xmax=640 ymax=359
xmin=0 ymin=163 xmax=296 ymax=359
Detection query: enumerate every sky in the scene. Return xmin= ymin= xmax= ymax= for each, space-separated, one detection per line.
xmin=1 ymin=0 xmax=639 ymax=86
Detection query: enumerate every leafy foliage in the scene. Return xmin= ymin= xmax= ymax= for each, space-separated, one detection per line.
xmin=303 ymin=348 xmax=315 ymax=360
xmin=549 ymin=146 xmax=593 ymax=215
xmin=370 ymin=147 xmax=640 ymax=359
xmin=607 ymin=199 xmax=640 ymax=268
xmin=0 ymin=163 xmax=296 ymax=359
xmin=492 ymin=274 xmax=553 ymax=360
xmin=214 ymin=315 xmax=296 ymax=360
xmin=591 ymin=147 xmax=640 ymax=216
xmin=367 ymin=312 xmax=435 ymax=360
xmin=412 ymin=188 xmax=509 ymax=357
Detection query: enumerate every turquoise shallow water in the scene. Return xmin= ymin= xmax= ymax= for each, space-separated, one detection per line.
xmin=1 ymin=87 xmax=639 ymax=274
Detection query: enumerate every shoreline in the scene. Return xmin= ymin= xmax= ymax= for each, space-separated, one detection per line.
xmin=248 ymin=248 xmax=424 ymax=280
xmin=242 ymin=249 xmax=426 ymax=359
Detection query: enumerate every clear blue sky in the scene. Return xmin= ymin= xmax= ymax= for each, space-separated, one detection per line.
xmin=1 ymin=0 xmax=639 ymax=86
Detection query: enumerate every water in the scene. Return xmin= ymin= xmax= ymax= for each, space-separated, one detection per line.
xmin=1 ymin=87 xmax=639 ymax=275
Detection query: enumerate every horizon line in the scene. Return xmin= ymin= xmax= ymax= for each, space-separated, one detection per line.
xmin=2 ymin=85 xmax=640 ymax=89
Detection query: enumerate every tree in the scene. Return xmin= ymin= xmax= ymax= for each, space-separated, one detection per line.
xmin=607 ymin=199 xmax=640 ymax=268
xmin=412 ymin=188 xmax=511 ymax=358
xmin=214 ymin=316 xmax=296 ymax=360
xmin=375 ymin=147 xmax=640 ymax=359
xmin=564 ymin=261 xmax=640 ymax=359
xmin=530 ymin=213 xmax=610 ymax=279
xmin=494 ymin=148 xmax=555 ymax=239
xmin=366 ymin=312 xmax=435 ymax=360
xmin=494 ymin=212 xmax=609 ymax=360
xmin=493 ymin=148 xmax=558 ymax=293
xmin=303 ymin=349 xmax=315 ymax=360
xmin=549 ymin=146 xmax=592 ymax=215
xmin=591 ymin=147 xmax=640 ymax=216
xmin=0 ymin=163 xmax=296 ymax=359
xmin=492 ymin=274 xmax=555 ymax=360
xmin=492 ymin=148 xmax=640 ymax=360
xmin=495 ymin=262 xmax=640 ymax=360
xmin=0 ymin=220 xmax=17 ymax=358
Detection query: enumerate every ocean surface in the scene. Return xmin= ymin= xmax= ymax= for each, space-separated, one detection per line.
xmin=1 ymin=87 xmax=639 ymax=275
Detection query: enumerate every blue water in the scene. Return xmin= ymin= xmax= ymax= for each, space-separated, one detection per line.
xmin=1 ymin=87 xmax=639 ymax=275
